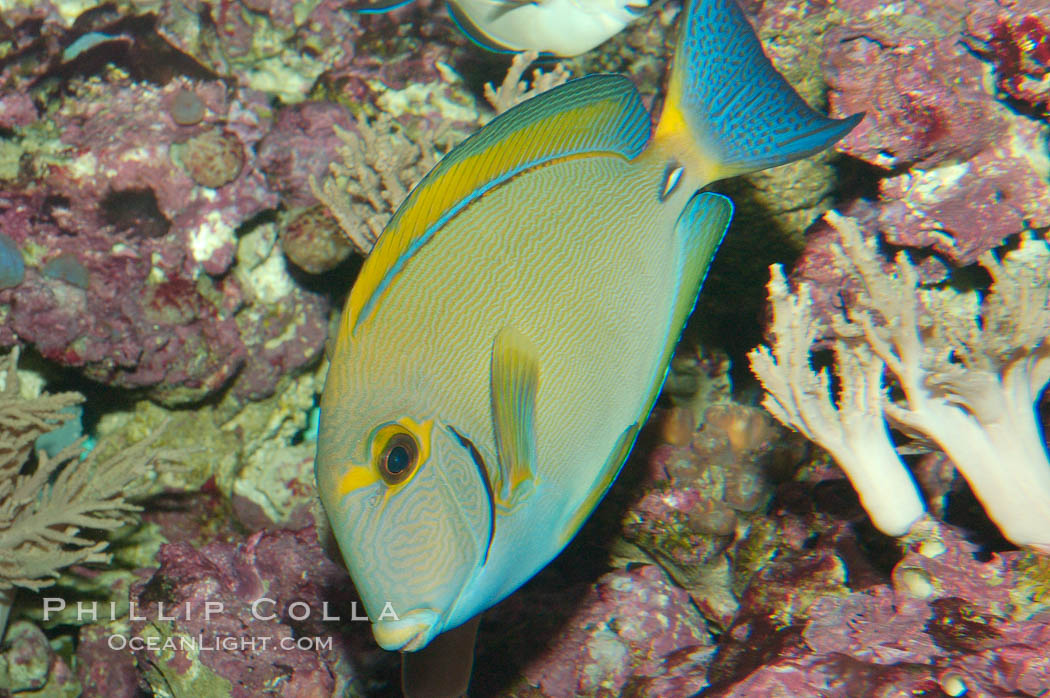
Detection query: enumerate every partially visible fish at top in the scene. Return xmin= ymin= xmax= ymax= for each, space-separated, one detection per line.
xmin=352 ymin=0 xmax=649 ymax=55
xmin=315 ymin=0 xmax=861 ymax=691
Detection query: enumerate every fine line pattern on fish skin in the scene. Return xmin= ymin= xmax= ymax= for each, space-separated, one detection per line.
xmin=315 ymin=0 xmax=861 ymax=670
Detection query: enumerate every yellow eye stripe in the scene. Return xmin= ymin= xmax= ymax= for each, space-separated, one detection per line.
xmin=336 ymin=417 xmax=434 ymax=498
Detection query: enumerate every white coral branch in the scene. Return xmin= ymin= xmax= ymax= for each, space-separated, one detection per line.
xmin=748 ymin=266 xmax=926 ymax=536
xmin=484 ymin=51 xmax=571 ymax=115
xmin=828 ymin=214 xmax=1050 ymax=550
xmin=756 ymin=211 xmax=1050 ymax=551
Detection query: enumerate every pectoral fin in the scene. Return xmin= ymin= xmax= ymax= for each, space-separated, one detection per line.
xmin=490 ymin=326 xmax=539 ymax=511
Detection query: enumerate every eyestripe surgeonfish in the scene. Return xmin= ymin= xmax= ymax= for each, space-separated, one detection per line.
xmin=316 ymin=0 xmax=861 ymax=671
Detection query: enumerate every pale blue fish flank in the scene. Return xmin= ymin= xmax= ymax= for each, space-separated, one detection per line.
xmin=322 ymin=153 xmax=688 ymax=626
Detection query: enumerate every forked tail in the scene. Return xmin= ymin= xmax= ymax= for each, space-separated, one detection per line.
xmin=655 ymin=0 xmax=862 ymax=183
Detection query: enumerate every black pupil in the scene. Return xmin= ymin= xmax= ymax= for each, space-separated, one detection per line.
xmin=386 ymin=445 xmax=410 ymax=474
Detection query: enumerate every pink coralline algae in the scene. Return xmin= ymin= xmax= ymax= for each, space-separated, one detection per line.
xmin=256 ymin=102 xmax=359 ymax=210
xmin=968 ymin=1 xmax=1050 ymax=112
xmin=478 ymin=564 xmax=714 ymax=696
xmin=874 ymin=113 xmax=1050 ymax=266
xmin=0 ymin=76 xmax=328 ymax=403
xmin=0 ymin=190 xmax=242 ymax=402
xmin=626 ymin=402 xmax=803 ymax=627
xmin=76 ymin=622 xmax=144 ymax=697
xmin=823 ymin=1 xmax=997 ymax=171
xmin=822 ymin=0 xmax=1050 ymax=266
xmin=124 ymin=526 xmax=389 ymax=698
xmin=707 ymin=523 xmax=1050 ymax=697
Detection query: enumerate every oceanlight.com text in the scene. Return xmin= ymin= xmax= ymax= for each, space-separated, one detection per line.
xmin=107 ymin=633 xmax=334 ymax=653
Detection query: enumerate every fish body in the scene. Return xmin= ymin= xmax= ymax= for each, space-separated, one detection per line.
xmin=321 ymin=138 xmax=702 ymax=640
xmin=447 ymin=0 xmax=648 ymax=55
xmin=316 ymin=0 xmax=861 ymax=655
xmin=353 ymin=0 xmax=647 ymax=55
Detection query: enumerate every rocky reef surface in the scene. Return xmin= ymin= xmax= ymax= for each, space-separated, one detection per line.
xmin=0 ymin=0 xmax=1048 ymax=696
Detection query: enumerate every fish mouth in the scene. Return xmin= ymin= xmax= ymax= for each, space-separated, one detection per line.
xmin=372 ymin=609 xmax=440 ymax=652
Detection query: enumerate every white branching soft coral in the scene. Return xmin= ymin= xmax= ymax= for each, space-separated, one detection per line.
xmin=483 ymin=51 xmax=571 ymax=115
xmin=749 ymin=211 xmax=1050 ymax=550
xmin=747 ymin=265 xmax=926 ymax=536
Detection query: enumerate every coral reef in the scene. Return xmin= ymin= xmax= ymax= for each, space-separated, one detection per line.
xmin=257 ymin=101 xmax=358 ymax=210
xmin=823 ymin=0 xmax=1050 ymax=267
xmin=623 ymin=402 xmax=792 ymax=628
xmin=75 ymin=619 xmax=143 ymax=696
xmin=824 ymin=1 xmax=993 ymax=171
xmin=0 ymin=620 xmax=79 ymax=695
xmin=88 ymin=358 xmax=326 ymax=502
xmin=518 ymin=565 xmax=713 ymax=696
xmin=0 ymin=0 xmax=1045 ymax=695
xmin=0 ymin=72 xmax=328 ymax=404
xmin=706 ymin=522 xmax=1050 ymax=697
xmin=968 ymin=1 xmax=1050 ymax=114
xmin=125 ymin=526 xmax=384 ymax=697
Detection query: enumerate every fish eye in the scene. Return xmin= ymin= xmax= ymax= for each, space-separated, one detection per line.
xmin=379 ymin=432 xmax=418 ymax=485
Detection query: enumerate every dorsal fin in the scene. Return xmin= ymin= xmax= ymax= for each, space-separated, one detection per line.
xmin=344 ymin=74 xmax=651 ymax=333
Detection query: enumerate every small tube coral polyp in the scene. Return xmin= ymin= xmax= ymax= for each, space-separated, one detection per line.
xmin=749 ymin=212 xmax=1050 ymax=550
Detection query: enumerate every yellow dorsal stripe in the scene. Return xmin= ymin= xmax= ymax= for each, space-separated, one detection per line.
xmin=342 ymin=74 xmax=651 ymax=335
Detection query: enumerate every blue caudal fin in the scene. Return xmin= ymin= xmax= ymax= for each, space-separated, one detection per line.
xmin=655 ymin=0 xmax=862 ymax=181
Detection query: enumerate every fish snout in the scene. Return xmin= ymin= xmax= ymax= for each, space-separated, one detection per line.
xmin=372 ymin=608 xmax=441 ymax=652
